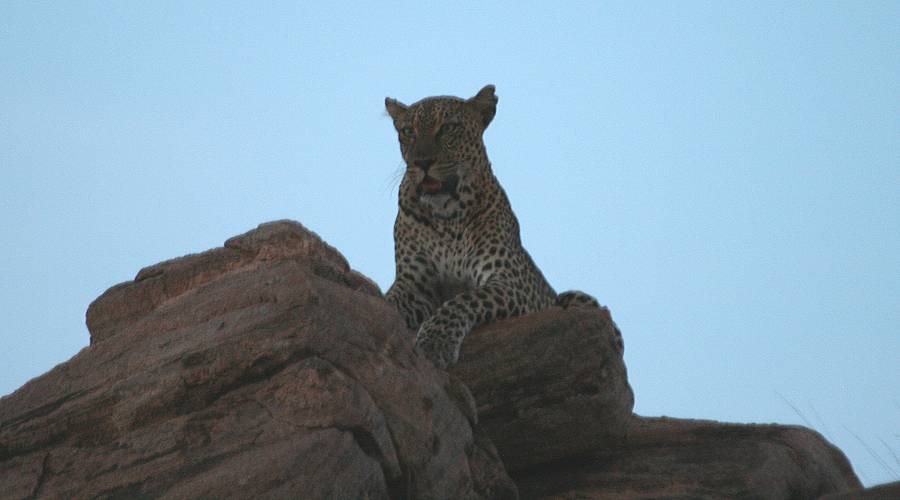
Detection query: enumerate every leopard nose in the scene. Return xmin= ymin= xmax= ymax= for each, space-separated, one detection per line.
xmin=414 ymin=158 xmax=435 ymax=171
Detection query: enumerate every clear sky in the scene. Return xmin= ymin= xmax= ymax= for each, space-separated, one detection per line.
xmin=1 ymin=1 xmax=897 ymax=487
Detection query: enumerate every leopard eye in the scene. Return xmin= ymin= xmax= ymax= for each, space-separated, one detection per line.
xmin=401 ymin=126 xmax=415 ymax=138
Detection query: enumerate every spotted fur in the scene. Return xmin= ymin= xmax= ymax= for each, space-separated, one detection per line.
xmin=384 ymin=85 xmax=606 ymax=368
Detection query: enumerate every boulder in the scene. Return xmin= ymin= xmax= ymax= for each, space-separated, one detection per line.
xmin=512 ymin=415 xmax=863 ymax=499
xmin=452 ymin=310 xmax=861 ymax=499
xmin=0 ymin=219 xmax=865 ymax=499
xmin=820 ymin=480 xmax=900 ymax=499
xmin=0 ymin=221 xmax=516 ymax=499
xmin=452 ymin=306 xmax=634 ymax=471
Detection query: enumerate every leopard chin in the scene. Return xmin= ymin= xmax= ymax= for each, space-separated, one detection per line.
xmin=418 ymin=192 xmax=461 ymax=219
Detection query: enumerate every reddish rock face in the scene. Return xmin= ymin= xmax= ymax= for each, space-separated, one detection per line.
xmin=513 ymin=416 xmax=863 ymax=499
xmin=0 ymin=221 xmax=516 ymax=499
xmin=452 ymin=304 xmax=863 ymax=499
xmin=452 ymin=306 xmax=634 ymax=472
xmin=0 ymin=219 xmax=864 ymax=499
xmin=820 ymin=480 xmax=900 ymax=499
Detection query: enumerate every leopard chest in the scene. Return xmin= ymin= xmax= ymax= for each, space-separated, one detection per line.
xmin=417 ymin=225 xmax=478 ymax=299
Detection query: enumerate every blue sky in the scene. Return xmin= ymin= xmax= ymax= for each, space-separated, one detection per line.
xmin=1 ymin=1 xmax=897 ymax=487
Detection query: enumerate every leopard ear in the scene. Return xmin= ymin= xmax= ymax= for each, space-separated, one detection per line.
xmin=385 ymin=97 xmax=408 ymax=124
xmin=467 ymin=84 xmax=498 ymax=129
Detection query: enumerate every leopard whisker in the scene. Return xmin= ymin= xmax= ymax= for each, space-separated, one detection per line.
xmin=382 ymin=162 xmax=406 ymax=196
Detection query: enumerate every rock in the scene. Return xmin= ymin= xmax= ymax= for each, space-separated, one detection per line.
xmin=452 ymin=311 xmax=860 ymax=498
xmin=513 ymin=415 xmax=863 ymax=499
xmin=84 ymin=218 xmax=380 ymax=345
xmin=0 ymin=221 xmax=517 ymax=500
xmin=0 ymin=219 xmax=865 ymax=499
xmin=451 ymin=306 xmax=634 ymax=471
xmin=819 ymin=480 xmax=900 ymax=499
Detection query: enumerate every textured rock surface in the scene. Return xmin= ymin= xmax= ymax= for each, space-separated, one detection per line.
xmin=452 ymin=307 xmax=633 ymax=471
xmin=0 ymin=219 xmax=864 ymax=499
xmin=819 ymin=480 xmax=900 ymax=499
xmin=0 ymin=220 xmax=516 ymax=499
xmin=513 ymin=415 xmax=863 ymax=499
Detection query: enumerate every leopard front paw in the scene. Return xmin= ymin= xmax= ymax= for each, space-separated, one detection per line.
xmin=557 ymin=290 xmax=600 ymax=309
xmin=415 ymin=320 xmax=464 ymax=369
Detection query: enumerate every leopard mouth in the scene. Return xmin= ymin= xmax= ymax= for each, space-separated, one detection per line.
xmin=421 ymin=177 xmax=443 ymax=194
xmin=417 ymin=175 xmax=458 ymax=196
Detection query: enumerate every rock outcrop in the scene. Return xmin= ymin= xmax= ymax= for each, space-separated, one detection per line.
xmin=0 ymin=220 xmax=865 ymax=499
xmin=820 ymin=480 xmax=900 ymax=499
xmin=513 ymin=416 xmax=862 ymax=499
xmin=453 ymin=307 xmax=633 ymax=471
xmin=0 ymin=221 xmax=515 ymax=499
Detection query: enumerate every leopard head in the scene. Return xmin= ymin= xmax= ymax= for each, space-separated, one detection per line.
xmin=385 ymin=85 xmax=497 ymax=220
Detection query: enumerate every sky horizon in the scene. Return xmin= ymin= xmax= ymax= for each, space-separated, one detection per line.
xmin=2 ymin=1 xmax=898 ymax=487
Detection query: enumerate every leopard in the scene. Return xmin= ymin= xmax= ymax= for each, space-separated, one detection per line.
xmin=384 ymin=84 xmax=612 ymax=369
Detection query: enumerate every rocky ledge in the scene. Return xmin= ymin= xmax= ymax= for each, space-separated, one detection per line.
xmin=0 ymin=220 xmax=866 ymax=499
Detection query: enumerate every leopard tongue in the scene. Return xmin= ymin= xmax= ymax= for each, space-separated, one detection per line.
xmin=422 ymin=178 xmax=442 ymax=194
